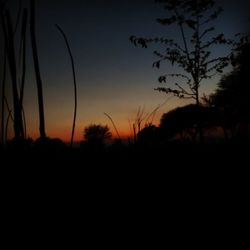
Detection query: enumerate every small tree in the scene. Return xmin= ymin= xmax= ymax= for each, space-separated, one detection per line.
xmin=84 ymin=124 xmax=112 ymax=149
xmin=130 ymin=0 xmax=238 ymax=106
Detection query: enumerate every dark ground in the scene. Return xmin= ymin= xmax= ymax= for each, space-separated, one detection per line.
xmin=1 ymin=140 xmax=248 ymax=240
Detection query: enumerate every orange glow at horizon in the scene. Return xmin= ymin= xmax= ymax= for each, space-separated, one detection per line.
xmin=19 ymin=80 xmax=193 ymax=143
xmin=9 ymin=88 xmax=194 ymax=143
xmin=26 ymin=114 xmax=161 ymax=143
xmin=3 ymin=0 xmax=250 ymax=145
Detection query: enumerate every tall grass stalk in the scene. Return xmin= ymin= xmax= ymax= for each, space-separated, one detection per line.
xmin=5 ymin=10 xmax=24 ymax=139
xmin=56 ymin=24 xmax=77 ymax=148
xmin=30 ymin=0 xmax=46 ymax=139
xmin=1 ymin=49 xmax=6 ymax=145
xmin=104 ymin=112 xmax=121 ymax=139
xmin=19 ymin=9 xmax=28 ymax=138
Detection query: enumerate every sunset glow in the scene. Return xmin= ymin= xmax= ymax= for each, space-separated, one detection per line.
xmin=1 ymin=0 xmax=250 ymax=143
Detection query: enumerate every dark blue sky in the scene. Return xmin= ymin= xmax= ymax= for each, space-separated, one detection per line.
xmin=2 ymin=0 xmax=250 ymax=140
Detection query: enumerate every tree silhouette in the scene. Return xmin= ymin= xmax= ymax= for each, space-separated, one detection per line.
xmin=160 ymin=104 xmax=221 ymax=141
xmin=130 ymin=0 xmax=237 ymax=106
xmin=208 ymin=42 xmax=250 ymax=137
xmin=84 ymin=124 xmax=112 ymax=150
xmin=210 ymin=43 xmax=249 ymax=110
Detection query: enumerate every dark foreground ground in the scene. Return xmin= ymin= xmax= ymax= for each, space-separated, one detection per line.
xmin=1 ymin=140 xmax=248 ymax=239
xmin=2 ymin=140 xmax=249 ymax=203
xmin=2 ymin=138 xmax=249 ymax=202
xmin=2 ymin=139 xmax=249 ymax=170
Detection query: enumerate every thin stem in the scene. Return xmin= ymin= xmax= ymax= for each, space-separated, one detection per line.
xmin=174 ymin=10 xmax=193 ymax=73
xmin=30 ymin=0 xmax=46 ymax=138
xmin=56 ymin=24 xmax=77 ymax=148
xmin=20 ymin=9 xmax=28 ymax=138
xmin=1 ymin=47 xmax=6 ymax=145
xmin=22 ymin=108 xmax=27 ymax=139
xmin=4 ymin=96 xmax=14 ymax=122
xmin=104 ymin=113 xmax=121 ymax=139
xmin=195 ymin=11 xmax=201 ymax=106
xmin=5 ymin=10 xmax=24 ymax=139
xmin=128 ymin=119 xmax=133 ymax=140
xmin=145 ymin=96 xmax=173 ymax=126
xmin=19 ymin=9 xmax=27 ymax=106
xmin=13 ymin=0 xmax=21 ymax=34
xmin=5 ymin=109 xmax=12 ymax=143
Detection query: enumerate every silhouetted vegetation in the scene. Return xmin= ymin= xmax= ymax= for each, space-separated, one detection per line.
xmin=206 ymin=42 xmax=250 ymax=139
xmin=104 ymin=112 xmax=121 ymax=140
xmin=0 ymin=0 xmax=249 ymax=167
xmin=82 ymin=124 xmax=112 ymax=151
xmin=2 ymin=5 xmax=25 ymax=140
xmin=56 ymin=24 xmax=78 ymax=148
xmin=30 ymin=0 xmax=46 ymax=139
xmin=137 ymin=124 xmax=159 ymax=149
xmin=160 ymin=104 xmax=218 ymax=141
xmin=130 ymin=0 xmax=240 ymax=106
xmin=0 ymin=0 xmax=79 ymax=149
xmin=211 ymin=43 xmax=250 ymax=114
xmin=1 ymin=42 xmax=6 ymax=146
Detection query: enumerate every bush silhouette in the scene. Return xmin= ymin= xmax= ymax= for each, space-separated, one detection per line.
xmin=160 ymin=104 xmax=221 ymax=141
xmin=83 ymin=124 xmax=112 ymax=150
xmin=137 ymin=125 xmax=159 ymax=148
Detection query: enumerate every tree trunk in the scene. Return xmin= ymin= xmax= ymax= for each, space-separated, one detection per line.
xmin=195 ymin=83 xmax=204 ymax=143
xmin=195 ymin=83 xmax=200 ymax=107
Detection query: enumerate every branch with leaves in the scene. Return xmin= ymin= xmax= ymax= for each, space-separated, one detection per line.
xmin=130 ymin=0 xmax=247 ymax=106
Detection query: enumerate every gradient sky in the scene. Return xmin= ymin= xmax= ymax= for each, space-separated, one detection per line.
xmin=1 ymin=0 xmax=250 ymax=141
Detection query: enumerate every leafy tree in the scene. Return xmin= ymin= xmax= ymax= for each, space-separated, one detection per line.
xmin=84 ymin=124 xmax=112 ymax=148
xmin=130 ymin=0 xmax=238 ymax=106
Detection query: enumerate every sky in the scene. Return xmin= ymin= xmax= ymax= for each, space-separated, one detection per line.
xmin=1 ymin=0 xmax=250 ymax=141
